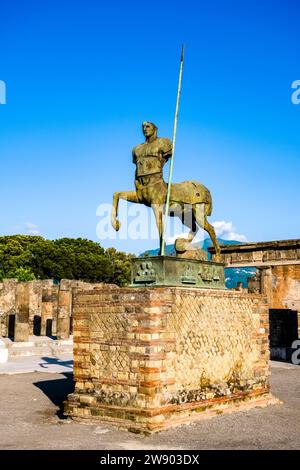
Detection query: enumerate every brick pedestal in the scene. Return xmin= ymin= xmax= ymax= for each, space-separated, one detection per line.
xmin=65 ymin=286 xmax=279 ymax=433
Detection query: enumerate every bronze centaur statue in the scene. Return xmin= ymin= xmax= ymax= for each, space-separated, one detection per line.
xmin=111 ymin=122 xmax=221 ymax=260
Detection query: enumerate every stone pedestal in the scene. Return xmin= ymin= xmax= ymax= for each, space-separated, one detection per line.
xmin=65 ymin=285 xmax=278 ymax=433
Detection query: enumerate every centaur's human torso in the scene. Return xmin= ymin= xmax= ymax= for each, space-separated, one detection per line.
xmin=132 ymin=137 xmax=172 ymax=205
xmin=132 ymin=137 xmax=211 ymax=208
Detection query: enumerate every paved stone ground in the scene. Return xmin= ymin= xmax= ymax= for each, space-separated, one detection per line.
xmin=0 ymin=354 xmax=73 ymax=375
xmin=0 ymin=360 xmax=299 ymax=450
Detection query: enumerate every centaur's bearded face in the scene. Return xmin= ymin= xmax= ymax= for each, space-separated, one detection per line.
xmin=142 ymin=122 xmax=157 ymax=139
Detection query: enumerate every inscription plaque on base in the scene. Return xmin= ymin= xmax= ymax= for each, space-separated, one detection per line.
xmin=131 ymin=256 xmax=225 ymax=289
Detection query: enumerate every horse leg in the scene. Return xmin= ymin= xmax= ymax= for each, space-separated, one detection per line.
xmin=111 ymin=190 xmax=139 ymax=231
xmin=204 ymin=221 xmax=221 ymax=260
xmin=193 ymin=205 xmax=221 ymax=260
xmin=183 ymin=206 xmax=198 ymax=244
xmin=204 ymin=220 xmax=221 ymax=261
xmin=174 ymin=205 xmax=198 ymax=252
xmin=152 ymin=204 xmax=163 ymax=254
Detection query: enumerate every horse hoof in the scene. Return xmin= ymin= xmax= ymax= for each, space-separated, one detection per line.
xmin=111 ymin=220 xmax=121 ymax=231
xmin=175 ymin=238 xmax=189 ymax=253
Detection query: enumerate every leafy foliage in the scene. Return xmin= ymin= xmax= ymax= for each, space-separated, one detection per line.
xmin=0 ymin=235 xmax=132 ymax=286
xmin=3 ymin=266 xmax=37 ymax=282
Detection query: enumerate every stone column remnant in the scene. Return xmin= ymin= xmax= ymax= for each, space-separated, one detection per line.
xmin=14 ymin=282 xmax=30 ymax=342
xmin=41 ymin=287 xmax=53 ymax=336
xmin=57 ymin=288 xmax=72 ymax=340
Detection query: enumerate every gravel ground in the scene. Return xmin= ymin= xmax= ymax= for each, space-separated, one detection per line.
xmin=0 ymin=361 xmax=299 ymax=450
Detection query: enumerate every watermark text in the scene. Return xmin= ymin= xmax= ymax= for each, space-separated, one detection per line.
xmin=291 ymin=80 xmax=300 ymax=105
xmin=0 ymin=80 xmax=6 ymax=104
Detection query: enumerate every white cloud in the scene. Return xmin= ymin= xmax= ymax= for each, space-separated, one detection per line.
xmin=212 ymin=220 xmax=247 ymax=242
xmin=165 ymin=221 xmax=247 ymax=245
xmin=166 ymin=232 xmax=190 ymax=244
xmin=24 ymin=222 xmax=40 ymax=236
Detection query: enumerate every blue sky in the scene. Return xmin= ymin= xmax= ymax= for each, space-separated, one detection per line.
xmin=0 ymin=0 xmax=299 ymax=254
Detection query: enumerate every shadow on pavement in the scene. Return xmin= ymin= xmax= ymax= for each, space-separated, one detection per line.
xmin=39 ymin=356 xmax=73 ymax=370
xmin=33 ymin=373 xmax=74 ymax=419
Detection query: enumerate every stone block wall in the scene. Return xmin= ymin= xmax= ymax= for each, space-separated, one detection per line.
xmin=209 ymin=239 xmax=300 ymax=266
xmin=0 ymin=279 xmax=116 ymax=342
xmin=210 ymin=240 xmax=300 ymax=342
xmin=65 ymin=286 xmax=277 ymax=433
xmin=249 ymin=266 xmax=300 ymax=338
xmin=0 ymin=280 xmax=18 ymax=337
xmin=267 ymin=265 xmax=300 ymax=311
xmin=271 ymin=265 xmax=300 ymax=338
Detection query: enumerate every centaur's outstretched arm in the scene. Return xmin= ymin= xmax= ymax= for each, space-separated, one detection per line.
xmin=111 ymin=190 xmax=139 ymax=231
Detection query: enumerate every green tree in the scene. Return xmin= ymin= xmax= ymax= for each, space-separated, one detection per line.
xmin=5 ymin=267 xmax=36 ymax=282
xmin=0 ymin=235 xmax=132 ymax=286
xmin=105 ymin=247 xmax=132 ymax=286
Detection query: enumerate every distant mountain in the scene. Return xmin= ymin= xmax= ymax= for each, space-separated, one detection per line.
xmin=140 ymin=238 xmax=256 ymax=289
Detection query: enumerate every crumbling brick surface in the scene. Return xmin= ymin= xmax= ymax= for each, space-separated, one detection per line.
xmin=65 ymin=286 xmax=276 ymax=432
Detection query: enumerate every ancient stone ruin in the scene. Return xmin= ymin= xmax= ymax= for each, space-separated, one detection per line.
xmin=209 ymin=239 xmax=300 ymax=362
xmin=0 ymin=278 xmax=117 ymax=348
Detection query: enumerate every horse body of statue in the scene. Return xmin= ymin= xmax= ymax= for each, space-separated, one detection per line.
xmin=111 ymin=121 xmax=221 ymax=259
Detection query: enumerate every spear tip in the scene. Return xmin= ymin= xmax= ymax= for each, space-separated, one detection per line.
xmin=181 ymin=44 xmax=185 ymax=62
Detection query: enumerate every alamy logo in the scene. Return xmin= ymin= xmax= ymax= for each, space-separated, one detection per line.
xmin=291 ymin=339 xmax=300 ymax=365
xmin=291 ymin=80 xmax=300 ymax=105
xmin=0 ymin=80 xmax=6 ymax=104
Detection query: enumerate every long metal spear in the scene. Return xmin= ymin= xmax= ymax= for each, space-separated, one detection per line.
xmin=161 ymin=44 xmax=185 ymax=256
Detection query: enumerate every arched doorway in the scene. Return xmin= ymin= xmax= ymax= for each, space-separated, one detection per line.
xmin=33 ymin=315 xmax=41 ymax=336
xmin=8 ymin=314 xmax=15 ymax=341
xmin=46 ymin=318 xmax=53 ymax=337
xmin=70 ymin=315 xmax=73 ymax=335
xmin=269 ymin=309 xmax=298 ymax=361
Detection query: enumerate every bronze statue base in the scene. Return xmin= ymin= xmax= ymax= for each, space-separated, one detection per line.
xmin=131 ymin=256 xmax=225 ymax=289
xmin=65 ymin=284 xmax=278 ymax=434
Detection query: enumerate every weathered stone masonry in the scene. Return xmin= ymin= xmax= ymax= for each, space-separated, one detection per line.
xmin=65 ymin=285 xmax=277 ymax=433
xmin=209 ymin=239 xmax=300 ymax=353
xmin=0 ymin=279 xmax=115 ymax=342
